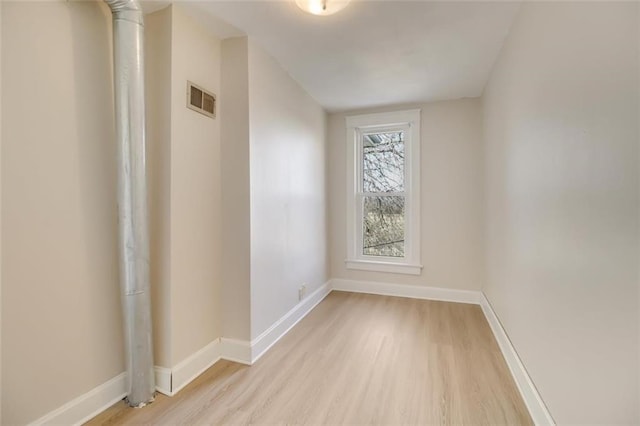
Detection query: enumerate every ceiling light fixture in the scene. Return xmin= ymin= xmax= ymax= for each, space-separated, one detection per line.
xmin=295 ymin=0 xmax=350 ymax=16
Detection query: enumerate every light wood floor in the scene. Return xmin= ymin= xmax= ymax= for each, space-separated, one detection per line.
xmin=87 ymin=291 xmax=532 ymax=425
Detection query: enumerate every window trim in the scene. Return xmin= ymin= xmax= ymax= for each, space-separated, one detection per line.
xmin=345 ymin=109 xmax=422 ymax=275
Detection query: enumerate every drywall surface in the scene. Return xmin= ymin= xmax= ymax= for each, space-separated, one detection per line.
xmin=248 ymin=40 xmax=328 ymax=339
xmin=221 ymin=37 xmax=251 ymax=341
xmin=169 ymin=5 xmax=223 ymax=365
xmin=145 ymin=6 xmax=172 ymax=368
xmin=328 ymin=99 xmax=484 ymax=290
xmin=0 ymin=2 xmax=4 ymax=422
xmin=1 ymin=2 xmax=124 ymax=424
xmin=483 ymin=2 xmax=639 ymax=424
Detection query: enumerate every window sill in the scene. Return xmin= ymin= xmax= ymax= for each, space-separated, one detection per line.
xmin=345 ymin=259 xmax=423 ymax=275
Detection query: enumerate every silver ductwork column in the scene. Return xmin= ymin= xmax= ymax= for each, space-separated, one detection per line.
xmin=104 ymin=0 xmax=155 ymax=407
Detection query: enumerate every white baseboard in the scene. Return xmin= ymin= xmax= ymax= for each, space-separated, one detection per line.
xmin=29 ymin=338 xmax=225 ymax=424
xmin=331 ymin=278 xmax=482 ymax=304
xmin=250 ymin=281 xmax=332 ymax=363
xmin=154 ymin=366 xmax=172 ymax=396
xmin=29 ymin=279 xmax=551 ymax=426
xmin=331 ymin=278 xmax=553 ymax=425
xmin=26 ymin=280 xmax=327 ymax=425
xmin=479 ymin=294 xmax=555 ymax=425
xmin=28 ymin=372 xmax=127 ymax=426
xmin=153 ymin=280 xmax=332 ymax=398
xmin=171 ymin=338 xmax=222 ymax=395
xmin=220 ymin=337 xmax=252 ymax=365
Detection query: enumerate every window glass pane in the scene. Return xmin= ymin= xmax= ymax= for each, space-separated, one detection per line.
xmin=363 ymin=196 xmax=405 ymax=257
xmin=363 ymin=131 xmax=404 ymax=193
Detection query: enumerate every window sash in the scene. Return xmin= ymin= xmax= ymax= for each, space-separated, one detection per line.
xmin=356 ymin=193 xmax=408 ymax=260
xmin=361 ymin=129 xmax=405 ymax=193
xmin=354 ymin=123 xmax=412 ymax=264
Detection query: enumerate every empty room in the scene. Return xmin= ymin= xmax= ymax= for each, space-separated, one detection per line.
xmin=1 ymin=0 xmax=638 ymax=424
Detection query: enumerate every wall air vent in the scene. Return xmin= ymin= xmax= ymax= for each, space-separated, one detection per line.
xmin=187 ymin=81 xmax=216 ymax=118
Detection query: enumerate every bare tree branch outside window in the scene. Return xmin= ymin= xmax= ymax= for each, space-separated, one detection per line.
xmin=362 ymin=131 xmax=405 ymax=257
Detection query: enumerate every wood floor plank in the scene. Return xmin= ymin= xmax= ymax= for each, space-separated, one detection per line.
xmin=86 ymin=291 xmax=532 ymax=425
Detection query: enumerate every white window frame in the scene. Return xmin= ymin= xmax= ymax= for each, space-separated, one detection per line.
xmin=345 ymin=109 xmax=422 ymax=275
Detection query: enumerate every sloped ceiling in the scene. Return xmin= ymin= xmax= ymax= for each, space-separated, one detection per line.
xmin=144 ymin=1 xmax=521 ymax=112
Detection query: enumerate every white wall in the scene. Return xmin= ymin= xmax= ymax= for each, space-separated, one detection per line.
xmin=248 ymin=40 xmax=328 ymax=339
xmin=169 ymin=4 xmax=223 ymax=366
xmin=221 ymin=37 xmax=251 ymax=341
xmin=1 ymin=2 xmax=4 ymax=422
xmin=9 ymin=2 xmax=637 ymax=425
xmin=328 ymin=99 xmax=485 ymax=291
xmin=1 ymin=2 xmax=123 ymax=424
xmin=0 ymin=0 xmax=326 ymax=421
xmin=145 ymin=5 xmax=172 ymax=369
xmin=483 ymin=2 xmax=639 ymax=424
xmin=147 ymin=4 xmax=224 ymax=370
xmin=1 ymin=3 xmax=224 ymax=422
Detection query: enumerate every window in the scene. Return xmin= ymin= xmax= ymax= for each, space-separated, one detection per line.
xmin=345 ymin=109 xmax=421 ymax=275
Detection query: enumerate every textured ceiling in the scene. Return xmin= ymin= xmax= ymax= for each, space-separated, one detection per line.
xmin=145 ymin=1 xmax=521 ymax=112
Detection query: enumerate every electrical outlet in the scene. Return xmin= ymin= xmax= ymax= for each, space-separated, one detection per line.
xmin=298 ymin=283 xmax=307 ymax=301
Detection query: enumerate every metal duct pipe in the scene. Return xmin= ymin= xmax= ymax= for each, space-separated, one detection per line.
xmin=104 ymin=0 xmax=155 ymax=407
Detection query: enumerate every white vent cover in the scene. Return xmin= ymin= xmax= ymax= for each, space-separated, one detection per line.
xmin=187 ymin=81 xmax=216 ymax=118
